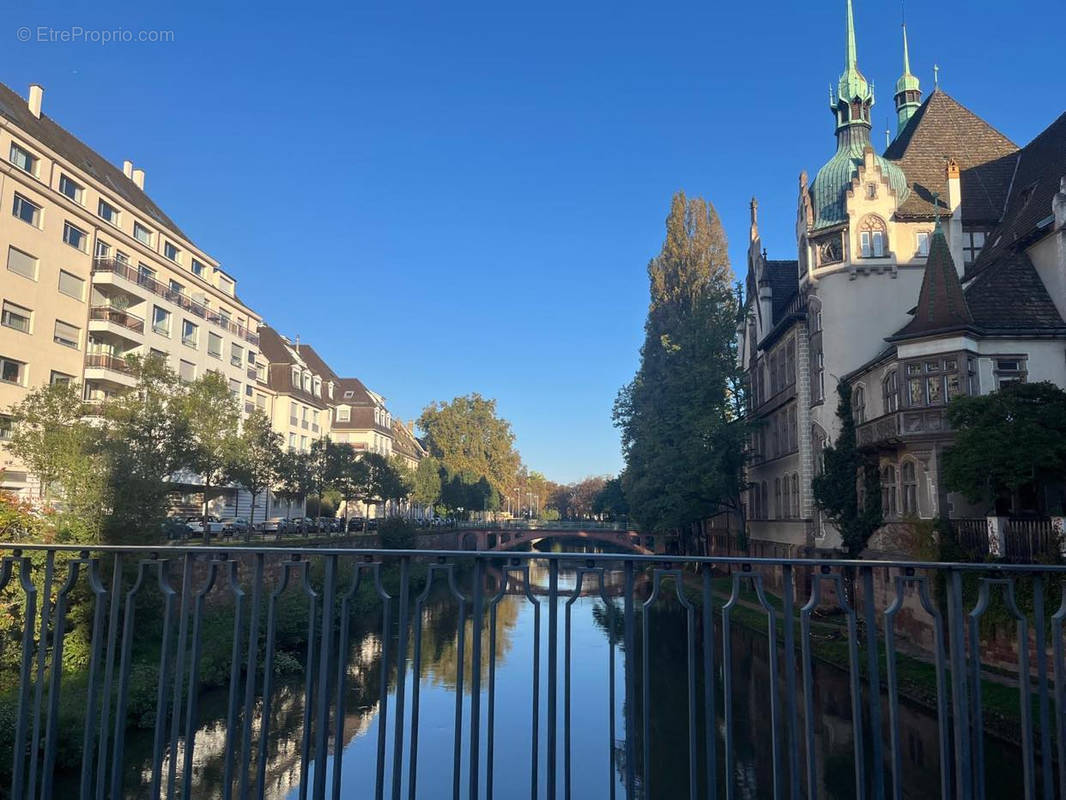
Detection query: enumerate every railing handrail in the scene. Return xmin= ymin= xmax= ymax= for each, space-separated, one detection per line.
xmin=84 ymin=353 xmax=131 ymax=373
xmin=92 ymin=257 xmax=259 ymax=346
xmin=4 ymin=541 xmax=1066 ymax=572
xmin=89 ymin=305 xmax=145 ymax=332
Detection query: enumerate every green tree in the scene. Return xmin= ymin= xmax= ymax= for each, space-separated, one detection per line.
xmin=226 ymin=410 xmax=281 ymax=530
xmin=811 ymin=382 xmax=883 ymax=557
xmin=361 ymin=452 xmax=394 ymax=520
xmin=306 ymin=437 xmax=339 ymax=516
xmin=100 ymin=354 xmax=191 ymax=543
xmin=6 ymin=381 xmax=103 ymax=540
xmin=274 ymin=448 xmax=312 ymax=519
xmin=418 ymin=394 xmax=520 ymax=498
xmin=943 ymin=381 xmax=1066 ymax=514
xmin=387 ymin=455 xmax=415 ymax=515
xmin=614 ymin=191 xmax=747 ymax=541
xmin=182 ymin=372 xmax=241 ymax=536
xmin=331 ymin=446 xmax=370 ymax=528
xmin=594 ymin=476 xmax=630 ymax=521
xmin=412 ymin=455 xmax=443 ymax=509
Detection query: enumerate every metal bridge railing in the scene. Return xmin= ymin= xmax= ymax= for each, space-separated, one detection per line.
xmin=0 ymin=544 xmax=1064 ymax=799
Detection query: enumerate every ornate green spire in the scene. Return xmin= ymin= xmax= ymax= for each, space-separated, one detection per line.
xmin=894 ymin=24 xmax=922 ymax=136
xmin=831 ymin=0 xmax=874 ymax=136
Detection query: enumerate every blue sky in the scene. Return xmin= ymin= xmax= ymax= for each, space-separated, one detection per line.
xmin=7 ymin=0 xmax=1060 ymax=483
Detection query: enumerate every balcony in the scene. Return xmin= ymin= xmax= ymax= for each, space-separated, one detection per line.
xmin=92 ymin=258 xmax=259 ymax=346
xmin=856 ymin=406 xmax=951 ymax=447
xmin=84 ymin=353 xmax=136 ymax=388
xmin=88 ymin=306 xmax=145 ymax=337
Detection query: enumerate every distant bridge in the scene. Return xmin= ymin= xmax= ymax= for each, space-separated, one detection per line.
xmin=459 ymin=527 xmax=656 ymax=555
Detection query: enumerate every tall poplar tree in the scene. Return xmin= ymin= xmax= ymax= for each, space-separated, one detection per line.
xmin=614 ymin=192 xmax=747 ymax=536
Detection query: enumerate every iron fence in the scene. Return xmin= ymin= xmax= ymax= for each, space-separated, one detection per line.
xmin=1 ymin=544 xmax=1065 ymax=799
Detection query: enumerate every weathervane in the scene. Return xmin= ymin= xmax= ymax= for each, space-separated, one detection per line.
xmin=933 ymin=64 xmax=939 ymax=87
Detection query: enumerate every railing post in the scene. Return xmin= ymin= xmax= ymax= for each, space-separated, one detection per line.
xmin=946 ymin=569 xmax=972 ymax=800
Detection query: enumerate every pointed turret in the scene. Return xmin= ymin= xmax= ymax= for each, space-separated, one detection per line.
xmin=831 ymin=0 xmax=874 ymax=137
xmin=891 ymin=219 xmax=973 ymax=339
xmin=893 ymin=24 xmax=922 ymax=136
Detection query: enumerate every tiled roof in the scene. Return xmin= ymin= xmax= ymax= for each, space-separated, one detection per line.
xmin=884 ymin=89 xmax=1018 ymax=224
xmin=765 ymin=260 xmax=799 ymax=325
xmin=0 ymin=81 xmax=187 ymax=238
xmin=256 ymin=327 xmax=330 ymax=407
xmin=335 ymin=377 xmax=375 ymax=406
xmin=964 ymin=251 xmax=1066 ymax=332
xmin=969 ymin=112 xmax=1066 ymax=280
xmin=892 ymin=226 xmax=973 ymax=339
xmin=293 ymin=343 xmax=340 ymax=383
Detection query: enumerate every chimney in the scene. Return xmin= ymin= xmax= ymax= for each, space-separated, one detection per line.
xmin=407 ymin=419 xmax=415 ymax=433
xmin=131 ymin=168 xmax=145 ymax=190
xmin=27 ymin=85 xmax=43 ymax=119
xmin=944 ymin=158 xmax=965 ymax=274
xmin=123 ymin=160 xmax=134 ymax=179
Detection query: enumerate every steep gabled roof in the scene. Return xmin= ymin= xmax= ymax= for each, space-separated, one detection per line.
xmin=293 ymin=344 xmax=340 ymax=384
xmin=969 ymin=112 xmax=1066 ymax=280
xmin=884 ymin=89 xmax=1018 ymax=224
xmin=891 ymin=225 xmax=973 ymax=340
xmin=765 ymin=260 xmax=799 ymax=325
xmin=964 ymin=251 xmax=1066 ymax=332
xmin=0 ymin=81 xmax=187 ymax=238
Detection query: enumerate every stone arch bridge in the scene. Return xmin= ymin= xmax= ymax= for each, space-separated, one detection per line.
xmin=459 ymin=527 xmax=657 ymax=555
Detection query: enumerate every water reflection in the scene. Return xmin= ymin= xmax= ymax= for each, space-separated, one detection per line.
xmin=122 ymin=547 xmax=1025 ymax=799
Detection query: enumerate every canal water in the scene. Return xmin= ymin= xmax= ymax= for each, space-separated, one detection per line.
xmin=122 ymin=544 xmax=1027 ymax=798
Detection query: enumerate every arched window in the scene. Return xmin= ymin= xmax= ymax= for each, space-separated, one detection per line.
xmin=750 ymin=483 xmax=760 ymax=520
xmin=881 ymin=464 xmax=898 ymax=517
xmin=783 ymin=478 xmax=790 ymax=519
xmin=902 ymin=461 xmax=918 ymax=515
xmin=883 ymin=370 xmax=899 ymax=413
xmin=791 ymin=474 xmax=800 ymax=518
xmin=859 ymin=215 xmax=888 ymax=258
xmin=853 ymin=385 xmax=866 ymax=424
xmin=774 ymin=478 xmax=781 ymax=519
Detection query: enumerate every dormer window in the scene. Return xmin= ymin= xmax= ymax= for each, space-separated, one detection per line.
xmin=328 ymin=382 xmax=334 ymax=399
xmin=291 ymin=366 xmax=300 ymax=386
xmin=859 ymin=216 xmax=887 ymax=258
xmin=336 ymin=406 xmax=350 ymax=422
xmin=343 ymin=390 xmax=354 ymax=399
xmin=302 ymin=373 xmax=311 ymax=392
xmin=313 ymin=377 xmax=321 ymax=396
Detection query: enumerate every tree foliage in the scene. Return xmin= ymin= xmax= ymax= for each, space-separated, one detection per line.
xmin=613 ymin=192 xmax=746 ymax=534
xmin=412 ymin=456 xmax=443 ymax=508
xmin=418 ymin=394 xmax=520 ymax=499
xmin=226 ymin=410 xmax=282 ymax=527
xmin=810 ymin=382 xmax=883 ymax=557
xmin=182 ymin=371 xmax=241 ymax=529
xmin=943 ymin=381 xmax=1066 ymax=513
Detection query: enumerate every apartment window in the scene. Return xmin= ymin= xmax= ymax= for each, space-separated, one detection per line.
xmin=291 ymin=367 xmax=300 ymax=386
xmin=750 ymin=483 xmax=760 ymax=520
xmin=877 ymin=373 xmax=897 ymax=416
xmin=191 ymin=258 xmax=205 ymax=277
xmin=208 ymin=332 xmax=223 ymax=358
xmin=247 ymin=349 xmax=256 ymax=365
xmin=9 ymin=142 xmax=38 ymax=175
xmin=859 ymin=216 xmax=887 ymax=258
xmin=774 ymin=478 xmax=781 ymax=519
xmin=906 ymin=358 xmax=964 ymax=406
xmin=63 ymin=222 xmax=88 ymax=252
xmin=50 ymin=371 xmax=73 ymax=385
xmin=12 ymin=193 xmax=41 ymax=226
xmin=163 ymin=242 xmax=180 ymax=262
xmin=133 ymin=222 xmax=153 ymax=246
xmin=256 ymin=393 xmax=266 ymax=410
xmin=791 ymin=474 xmax=799 ymax=518
xmin=327 ymin=382 xmax=333 ymax=399
xmin=783 ymin=478 xmax=790 ymax=519
xmin=181 ymin=320 xmax=198 ymax=347
xmin=994 ymin=358 xmax=1027 ymax=388
xmin=7 ymin=246 xmax=37 ymax=280
xmin=300 ymin=435 xmax=308 ymax=451
xmin=219 ymin=310 xmax=231 ymax=328
xmin=289 ymin=433 xmax=297 ymax=449
xmin=289 ymin=402 xmax=299 ymax=426
xmin=228 ymin=378 xmax=240 ymax=396
xmin=244 ymin=384 xmax=253 ymax=397
xmin=152 ymin=306 xmax=171 ymax=336
xmin=59 ymin=175 xmax=84 ymax=203
xmin=58 ymin=270 xmax=85 ymax=300
xmin=169 ymin=279 xmax=184 ymax=296
xmin=0 ymin=415 xmax=11 ymax=441
xmin=881 ymin=465 xmax=898 ymax=517
xmin=302 ymin=373 xmax=311 ymax=393
xmin=218 ymin=275 xmax=234 ymax=296
xmin=916 ymin=232 xmax=930 ymax=257
xmin=97 ymin=199 xmax=120 ymax=225
xmin=1 ymin=357 xmax=26 ymax=385
xmin=115 ymin=250 xmax=129 ymax=264
xmin=901 ymin=461 xmax=918 ymax=515
xmin=967 ymin=357 xmax=980 ymax=396
xmin=337 ymin=406 xmax=350 ymax=422
xmin=179 ymin=360 xmax=196 ymax=382
xmin=1 ymin=302 xmax=32 ymax=333
xmin=852 ymin=385 xmax=866 ymax=424
xmin=313 ymin=377 xmax=321 ymax=396
xmin=231 ymin=343 xmax=243 ymax=367
xmin=963 ymin=229 xmax=987 ymax=267
xmin=786 ymin=339 xmax=796 ymax=386
xmin=94 ymin=240 xmax=111 ymax=259
xmin=788 ymin=405 xmax=797 ymax=451
xmin=53 ymin=320 xmax=80 ymax=349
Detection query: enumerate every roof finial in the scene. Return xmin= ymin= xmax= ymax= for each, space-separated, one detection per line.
xmin=933 ymin=63 xmax=939 ymax=87
xmin=893 ymin=19 xmax=922 ymax=136
xmin=846 ymin=0 xmax=858 ymax=71
xmin=901 ymin=23 xmax=912 ymax=76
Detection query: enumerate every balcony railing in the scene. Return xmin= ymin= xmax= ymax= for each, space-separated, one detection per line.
xmin=92 ymin=258 xmax=259 ymax=346
xmin=84 ymin=353 xmax=131 ymax=374
xmin=88 ymin=306 xmax=145 ymax=334
xmin=0 ymin=544 xmax=1061 ymax=799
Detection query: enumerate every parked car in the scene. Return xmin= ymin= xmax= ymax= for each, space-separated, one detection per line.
xmin=365 ymin=518 xmax=379 ymax=531
xmin=347 ymin=517 xmax=366 ymax=533
xmin=185 ymin=516 xmax=225 ymax=536
xmin=162 ymin=517 xmax=193 ymax=540
xmin=220 ymin=517 xmax=251 ymax=536
xmin=303 ymin=517 xmax=319 ymax=533
xmin=259 ymin=516 xmax=289 ymax=534
xmin=288 ymin=516 xmax=308 ymax=534
xmin=317 ymin=517 xmax=339 ymax=533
